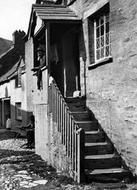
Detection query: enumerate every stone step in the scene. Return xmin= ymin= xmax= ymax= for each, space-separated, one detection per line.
xmin=72 ymin=111 xmax=93 ymax=121
xmin=85 ymin=130 xmax=105 ymax=143
xmin=65 ymin=97 xmax=86 ymax=104
xmin=85 ymin=154 xmax=121 ymax=170
xmin=68 ymin=105 xmax=87 ymax=112
xmin=66 ymin=98 xmax=86 ymax=111
xmin=85 ymin=168 xmax=132 ymax=183
xmin=76 ymin=121 xmax=98 ymax=131
xmin=66 ymin=99 xmax=86 ymax=111
xmin=85 ymin=142 xmax=113 ymax=155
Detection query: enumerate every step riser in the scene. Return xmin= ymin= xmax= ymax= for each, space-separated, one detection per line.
xmin=65 ymin=100 xmax=86 ymax=111
xmin=85 ymin=132 xmax=105 ymax=143
xmin=65 ymin=98 xmax=86 ymax=104
xmin=85 ymin=144 xmax=113 ymax=155
xmin=73 ymin=113 xmax=92 ymax=121
xmin=68 ymin=105 xmax=86 ymax=112
xmin=77 ymin=122 xmax=98 ymax=131
xmin=85 ymin=157 xmax=121 ymax=170
xmin=86 ymin=171 xmax=132 ymax=183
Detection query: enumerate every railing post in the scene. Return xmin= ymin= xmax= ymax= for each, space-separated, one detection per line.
xmin=77 ymin=128 xmax=85 ymax=183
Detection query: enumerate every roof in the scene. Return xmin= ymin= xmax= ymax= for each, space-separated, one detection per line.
xmin=0 ymin=38 xmax=12 ymax=57
xmin=0 ymin=56 xmax=25 ymax=84
xmin=32 ymin=4 xmax=81 ymax=21
xmin=0 ymin=47 xmax=19 ymax=77
xmin=27 ymin=4 xmax=81 ymax=39
xmin=0 ymin=59 xmax=19 ymax=84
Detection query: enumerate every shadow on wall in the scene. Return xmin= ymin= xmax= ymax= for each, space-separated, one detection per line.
xmin=86 ymin=106 xmax=133 ymax=177
xmin=0 ymin=102 xmax=33 ymax=129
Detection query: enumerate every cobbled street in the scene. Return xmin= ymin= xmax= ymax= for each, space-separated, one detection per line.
xmin=0 ymin=129 xmax=136 ymax=190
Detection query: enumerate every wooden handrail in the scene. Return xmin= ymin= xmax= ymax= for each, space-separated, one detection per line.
xmin=48 ymin=77 xmax=85 ymax=183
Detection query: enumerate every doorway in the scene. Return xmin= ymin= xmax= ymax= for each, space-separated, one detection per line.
xmin=3 ymin=99 xmax=11 ymax=128
xmin=50 ymin=23 xmax=80 ymax=97
xmin=62 ymin=30 xmax=80 ymax=97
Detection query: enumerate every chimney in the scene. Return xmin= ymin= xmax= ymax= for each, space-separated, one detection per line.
xmin=12 ymin=30 xmax=26 ymax=56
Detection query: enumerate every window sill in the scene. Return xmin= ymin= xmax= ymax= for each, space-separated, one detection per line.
xmin=41 ymin=65 xmax=47 ymax=71
xmin=32 ymin=65 xmax=47 ymax=76
xmin=15 ymin=85 xmax=21 ymax=89
xmin=88 ymin=57 xmax=113 ymax=69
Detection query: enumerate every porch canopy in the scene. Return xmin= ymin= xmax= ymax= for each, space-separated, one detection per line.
xmin=28 ymin=4 xmax=81 ymax=38
xmin=33 ymin=4 xmax=81 ymax=21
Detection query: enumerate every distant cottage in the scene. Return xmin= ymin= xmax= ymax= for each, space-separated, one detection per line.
xmin=0 ymin=30 xmax=31 ymax=129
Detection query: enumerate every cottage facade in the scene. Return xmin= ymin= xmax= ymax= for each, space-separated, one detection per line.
xmin=0 ymin=31 xmax=34 ymax=129
xmin=25 ymin=0 xmax=137 ymax=183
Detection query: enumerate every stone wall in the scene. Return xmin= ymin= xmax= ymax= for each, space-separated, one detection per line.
xmin=0 ymin=72 xmax=28 ymax=128
xmin=69 ymin=0 xmax=137 ymax=175
xmin=26 ymin=0 xmax=137 ymax=176
xmin=25 ymin=38 xmax=34 ymax=115
xmin=25 ymin=38 xmax=49 ymax=161
xmin=48 ymin=113 xmax=70 ymax=173
xmin=77 ymin=0 xmax=137 ymax=175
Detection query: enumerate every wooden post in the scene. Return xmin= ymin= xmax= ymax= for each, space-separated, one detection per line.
xmin=45 ymin=22 xmax=50 ymax=106
xmin=77 ymin=128 xmax=85 ymax=183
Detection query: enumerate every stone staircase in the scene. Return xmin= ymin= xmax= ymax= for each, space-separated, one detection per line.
xmin=65 ymin=97 xmax=132 ymax=183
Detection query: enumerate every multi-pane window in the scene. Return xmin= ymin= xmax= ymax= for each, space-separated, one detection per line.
xmin=15 ymin=102 xmax=22 ymax=120
xmin=94 ymin=12 xmax=111 ymax=62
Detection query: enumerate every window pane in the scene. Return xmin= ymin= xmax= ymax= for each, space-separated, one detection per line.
xmin=96 ymin=50 xmax=100 ymax=60
xmin=106 ymin=46 xmax=110 ymax=56
xmin=101 ymin=48 xmax=104 ymax=58
xmin=106 ymin=22 xmax=109 ymax=33
xmin=96 ymin=38 xmax=100 ymax=48
xmin=106 ymin=33 xmax=109 ymax=45
xmin=96 ymin=27 xmax=100 ymax=37
xmin=101 ymin=36 xmax=104 ymax=47
xmin=101 ymin=25 xmax=104 ymax=35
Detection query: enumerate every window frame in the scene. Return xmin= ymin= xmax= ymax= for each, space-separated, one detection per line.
xmin=15 ymin=102 xmax=22 ymax=120
xmin=88 ymin=3 xmax=112 ymax=67
xmin=94 ymin=12 xmax=111 ymax=63
xmin=33 ymin=27 xmax=46 ymax=69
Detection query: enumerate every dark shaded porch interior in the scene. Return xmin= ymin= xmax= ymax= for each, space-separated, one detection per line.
xmin=50 ymin=22 xmax=81 ymax=97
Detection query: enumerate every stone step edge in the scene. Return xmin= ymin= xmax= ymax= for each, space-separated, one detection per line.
xmin=85 ymin=142 xmax=111 ymax=147
xmin=85 ymin=153 xmax=118 ymax=160
xmin=76 ymin=121 xmax=97 ymax=124
xmin=71 ymin=111 xmax=89 ymax=114
xmin=85 ymin=130 xmax=102 ymax=135
xmin=85 ymin=168 xmax=128 ymax=175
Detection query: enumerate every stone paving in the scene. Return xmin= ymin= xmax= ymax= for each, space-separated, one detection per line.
xmin=0 ymin=129 xmax=136 ymax=190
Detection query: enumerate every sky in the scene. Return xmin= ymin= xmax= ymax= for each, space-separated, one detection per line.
xmin=0 ymin=0 xmax=36 ymax=41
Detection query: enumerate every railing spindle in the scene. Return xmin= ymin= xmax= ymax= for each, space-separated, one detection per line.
xmin=48 ymin=78 xmax=85 ymax=183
